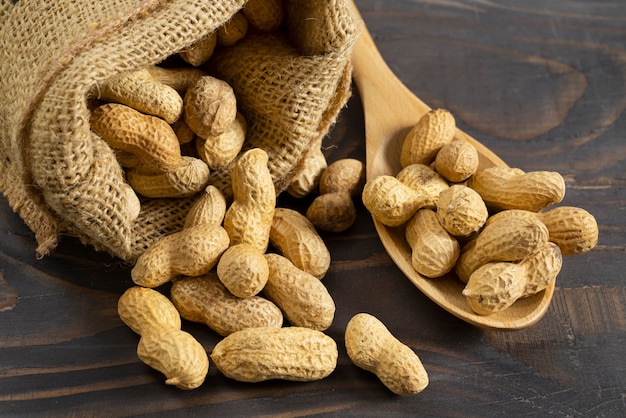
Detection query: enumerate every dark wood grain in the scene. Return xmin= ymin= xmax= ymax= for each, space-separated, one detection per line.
xmin=1 ymin=0 xmax=625 ymax=416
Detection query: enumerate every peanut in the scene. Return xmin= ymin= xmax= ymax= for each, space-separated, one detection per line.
xmin=362 ymin=175 xmax=423 ymax=227
xmin=400 ymin=108 xmax=456 ymax=167
xmin=90 ymin=103 xmax=182 ymax=173
xmin=395 ymin=163 xmax=449 ymax=208
xmin=93 ymin=68 xmax=183 ymax=124
xmin=217 ymin=243 xmax=269 ymax=298
xmin=434 ymin=138 xmax=479 ymax=183
xmin=270 ymin=208 xmax=331 ymax=279
xmin=263 ymin=253 xmax=335 ymax=331
xmin=184 ymin=75 xmax=238 ymax=138
xmin=137 ymin=327 xmax=209 ymax=390
xmin=117 ymin=287 xmax=208 ymax=390
xmin=171 ymin=119 xmax=196 ymax=145
xmin=211 ymin=326 xmax=338 ymax=382
xmin=196 ymin=112 xmax=247 ymax=170
xmin=217 ymin=11 xmax=249 ymax=47
xmin=455 ymin=216 xmax=550 ymax=283
xmin=306 ymin=158 xmax=364 ymax=233
xmin=436 ymin=185 xmax=488 ymax=237
xmin=287 ymin=147 xmax=327 ymax=198
xmin=126 ymin=156 xmax=210 ymax=198
xmin=345 ymin=313 xmax=429 ymax=395
xmin=243 ymin=0 xmax=285 ymax=32
xmin=468 ymin=166 xmax=566 ymax=212
xmin=518 ymin=241 xmax=563 ymax=298
xmin=485 ymin=206 xmax=599 ymax=256
xmin=224 ymin=148 xmax=276 ymax=253
xmin=170 ymin=274 xmax=283 ymax=336
xmin=179 ymin=31 xmax=218 ymax=67
xmin=462 ymin=262 xmax=527 ymax=315
xmin=131 ymin=223 xmax=230 ymax=288
xmin=405 ymin=209 xmax=460 ymax=278
xmin=117 ymin=286 xmax=181 ymax=335
xmin=183 ymin=185 xmax=227 ymax=229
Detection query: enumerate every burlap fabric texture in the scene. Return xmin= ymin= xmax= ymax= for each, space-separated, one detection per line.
xmin=0 ymin=0 xmax=360 ymax=262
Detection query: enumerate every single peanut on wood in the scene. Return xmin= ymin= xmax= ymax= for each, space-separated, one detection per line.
xmin=345 ymin=313 xmax=429 ymax=395
xmin=137 ymin=327 xmax=209 ymax=390
xmin=93 ymin=68 xmax=183 ymax=124
xmin=211 ymin=326 xmax=338 ymax=382
xmin=263 ymin=253 xmax=335 ymax=331
xmin=126 ymin=156 xmax=210 ymax=198
xmin=270 ymin=208 xmax=331 ymax=279
xmin=468 ymin=166 xmax=566 ymax=212
xmin=184 ymin=75 xmax=238 ymax=138
xmin=455 ymin=216 xmax=549 ymax=283
xmin=405 ymin=209 xmax=460 ymax=278
xmin=118 ymin=286 xmax=181 ymax=335
xmin=217 ymin=243 xmax=269 ymax=298
xmin=90 ymin=103 xmax=183 ymax=173
xmin=224 ymin=148 xmax=276 ymax=253
xmin=170 ymin=274 xmax=283 ymax=336
xmin=131 ymin=223 xmax=230 ymax=288
xmin=435 ymin=185 xmax=488 ymax=237
xmin=400 ymin=108 xmax=456 ymax=167
xmin=117 ymin=287 xmax=208 ymax=390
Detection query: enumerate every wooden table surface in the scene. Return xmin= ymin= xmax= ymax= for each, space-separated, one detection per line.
xmin=1 ymin=0 xmax=625 ymax=416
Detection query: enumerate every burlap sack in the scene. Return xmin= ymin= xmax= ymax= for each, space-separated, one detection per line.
xmin=0 ymin=0 xmax=359 ymax=262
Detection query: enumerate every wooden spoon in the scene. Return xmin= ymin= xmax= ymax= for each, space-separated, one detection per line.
xmin=350 ymin=2 xmax=554 ymax=330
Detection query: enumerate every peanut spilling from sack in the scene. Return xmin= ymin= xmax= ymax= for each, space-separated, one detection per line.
xmin=362 ymin=108 xmax=598 ymax=315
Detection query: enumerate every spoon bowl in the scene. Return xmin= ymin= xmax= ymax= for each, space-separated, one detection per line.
xmin=350 ymin=2 xmax=554 ymax=330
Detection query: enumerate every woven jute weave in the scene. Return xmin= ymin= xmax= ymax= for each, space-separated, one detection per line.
xmin=0 ymin=0 xmax=359 ymax=262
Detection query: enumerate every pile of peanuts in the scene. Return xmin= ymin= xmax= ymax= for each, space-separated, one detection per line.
xmin=362 ymin=108 xmax=599 ymax=315
xmin=102 ymin=1 xmax=427 ymax=396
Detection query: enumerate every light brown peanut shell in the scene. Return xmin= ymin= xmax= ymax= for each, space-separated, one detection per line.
xmin=146 ymin=66 xmax=206 ymax=94
xmin=362 ymin=175 xmax=422 ymax=227
xmin=263 ymin=253 xmax=335 ymax=331
xmin=287 ymin=147 xmax=327 ymax=198
xmin=436 ymin=185 xmax=488 ymax=237
xmin=224 ymin=148 xmax=276 ymax=253
xmin=211 ymin=326 xmax=338 ymax=382
xmin=126 ymin=156 xmax=210 ymax=198
xmin=396 ymin=163 xmax=449 ymax=209
xmin=137 ymin=327 xmax=209 ymax=390
xmin=462 ymin=262 xmax=527 ymax=315
xmin=405 ymin=209 xmax=460 ymax=278
xmin=131 ymin=223 xmax=230 ymax=288
xmin=243 ymin=0 xmax=285 ymax=32
xmin=94 ymin=68 xmax=183 ymax=124
xmin=434 ymin=138 xmax=479 ymax=183
xmin=117 ymin=286 xmax=181 ymax=335
xmin=468 ymin=166 xmax=566 ymax=212
xmin=270 ymin=207 xmax=331 ymax=279
xmin=196 ymin=112 xmax=247 ymax=170
xmin=179 ymin=31 xmax=218 ymax=67
xmin=518 ymin=241 xmax=563 ymax=298
xmin=90 ymin=103 xmax=182 ymax=173
xmin=184 ymin=75 xmax=238 ymax=138
xmin=455 ymin=216 xmax=549 ymax=283
xmin=183 ymin=185 xmax=227 ymax=229
xmin=306 ymin=192 xmax=357 ymax=233
xmin=319 ymin=158 xmax=365 ymax=197
xmin=217 ymin=243 xmax=269 ymax=298
xmin=345 ymin=313 xmax=429 ymax=395
xmin=400 ymin=108 xmax=456 ymax=167
xmin=170 ymin=274 xmax=282 ymax=337
xmin=217 ymin=11 xmax=249 ymax=47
